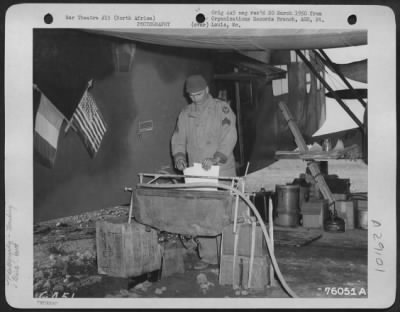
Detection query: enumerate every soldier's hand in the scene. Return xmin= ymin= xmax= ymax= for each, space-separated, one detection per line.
xmin=175 ymin=159 xmax=187 ymax=171
xmin=202 ymin=157 xmax=218 ymax=171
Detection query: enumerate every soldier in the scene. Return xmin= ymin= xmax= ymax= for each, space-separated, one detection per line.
xmin=171 ymin=74 xmax=238 ymax=269
xmin=171 ymin=74 xmax=237 ymax=176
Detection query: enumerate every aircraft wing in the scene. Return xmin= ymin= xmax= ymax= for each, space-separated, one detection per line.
xmin=86 ymin=28 xmax=367 ymax=51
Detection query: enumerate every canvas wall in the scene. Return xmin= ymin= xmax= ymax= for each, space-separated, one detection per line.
xmin=34 ymin=31 xmax=214 ymax=222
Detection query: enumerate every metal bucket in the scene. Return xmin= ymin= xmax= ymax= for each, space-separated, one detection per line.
xmin=274 ymin=184 xmax=300 ymax=227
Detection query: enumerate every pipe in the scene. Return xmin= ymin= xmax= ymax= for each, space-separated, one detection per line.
xmin=136 ymin=182 xmax=299 ymax=298
xmin=124 ymin=187 xmax=134 ymax=224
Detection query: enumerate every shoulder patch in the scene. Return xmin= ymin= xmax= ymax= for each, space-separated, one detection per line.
xmin=222 ymin=106 xmax=230 ymax=114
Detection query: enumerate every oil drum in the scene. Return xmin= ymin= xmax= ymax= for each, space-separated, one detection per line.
xmin=274 ymin=184 xmax=300 ymax=227
xmin=356 ymin=200 xmax=368 ymax=230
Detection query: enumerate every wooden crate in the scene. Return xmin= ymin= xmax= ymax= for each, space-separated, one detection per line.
xmin=302 ymin=214 xmax=321 ymax=228
xmin=219 ymin=254 xmax=270 ymax=289
xmin=301 ymin=199 xmax=329 ymax=228
xmin=96 ymin=219 xmax=162 ymax=278
xmin=230 ymin=197 xmax=251 ymax=223
xmin=221 ymin=223 xmax=267 ymax=257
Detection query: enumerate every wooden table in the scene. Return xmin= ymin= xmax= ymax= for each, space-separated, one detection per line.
xmin=275 ymin=144 xmax=361 ymax=161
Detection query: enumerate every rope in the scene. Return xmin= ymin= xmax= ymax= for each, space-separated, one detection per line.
xmin=136 ymin=182 xmax=299 ymax=298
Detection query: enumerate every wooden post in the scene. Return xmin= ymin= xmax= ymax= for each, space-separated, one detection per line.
xmin=277 ymin=101 xmax=307 ymax=150
xmin=234 ymin=67 xmax=245 ymax=167
xmin=277 ymin=101 xmax=335 ymax=206
xmin=249 ymin=81 xmax=254 ymax=109
xmin=268 ymin=196 xmax=276 ymax=286
xmin=128 ymin=191 xmax=134 ymax=224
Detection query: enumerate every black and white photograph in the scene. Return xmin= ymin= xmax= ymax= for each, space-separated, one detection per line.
xmin=4 ymin=4 xmax=396 ymax=309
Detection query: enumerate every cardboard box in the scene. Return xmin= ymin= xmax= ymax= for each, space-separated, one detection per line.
xmin=219 ymin=254 xmax=270 ymax=289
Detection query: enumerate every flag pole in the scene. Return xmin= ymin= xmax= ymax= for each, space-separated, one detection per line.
xmin=64 ymin=119 xmax=77 ymax=133
xmin=64 ymin=79 xmax=94 ymax=133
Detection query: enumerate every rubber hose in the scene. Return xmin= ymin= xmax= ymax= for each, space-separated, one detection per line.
xmin=137 ymin=182 xmax=299 ymax=298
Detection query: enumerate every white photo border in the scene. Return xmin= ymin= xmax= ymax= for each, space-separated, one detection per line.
xmin=4 ymin=3 xmax=397 ymax=309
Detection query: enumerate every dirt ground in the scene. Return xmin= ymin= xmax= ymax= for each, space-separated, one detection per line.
xmin=33 ymin=204 xmax=368 ymax=299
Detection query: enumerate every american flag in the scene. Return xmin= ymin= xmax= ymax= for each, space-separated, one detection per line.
xmin=72 ymin=90 xmax=107 ymax=158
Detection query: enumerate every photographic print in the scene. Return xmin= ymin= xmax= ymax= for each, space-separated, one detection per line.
xmin=4 ymin=4 xmax=396 ymax=309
